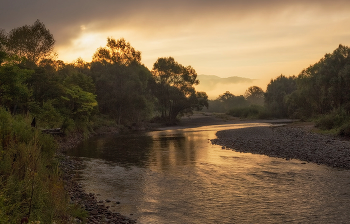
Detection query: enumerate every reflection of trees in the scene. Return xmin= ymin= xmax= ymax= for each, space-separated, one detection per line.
xmin=70 ymin=134 xmax=154 ymax=167
xmin=70 ymin=131 xmax=201 ymax=171
xmin=149 ymin=132 xmax=197 ymax=171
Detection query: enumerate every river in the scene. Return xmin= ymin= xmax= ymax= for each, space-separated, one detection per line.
xmin=67 ymin=123 xmax=350 ymax=223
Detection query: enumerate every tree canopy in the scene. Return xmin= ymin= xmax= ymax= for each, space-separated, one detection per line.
xmin=5 ymin=20 xmax=55 ymax=66
xmin=93 ymin=38 xmax=141 ymax=65
xmin=152 ymin=57 xmax=208 ymax=123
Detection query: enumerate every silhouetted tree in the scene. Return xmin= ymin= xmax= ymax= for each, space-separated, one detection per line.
xmin=91 ymin=38 xmax=154 ymax=125
xmin=6 ymin=20 xmax=55 ymax=66
xmin=93 ymin=38 xmax=141 ymax=65
xmin=265 ymin=75 xmax=296 ymax=117
xmin=286 ymin=44 xmax=350 ymax=118
xmin=244 ymin=86 xmax=264 ymax=105
xmin=152 ymin=57 xmax=208 ymax=123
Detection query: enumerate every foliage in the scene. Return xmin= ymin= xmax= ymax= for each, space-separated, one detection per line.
xmin=315 ymin=109 xmax=349 ymax=130
xmin=0 ymin=56 xmax=33 ymax=113
xmin=91 ymin=38 xmax=154 ymax=125
xmin=338 ymin=121 xmax=350 ymax=137
xmin=227 ymin=105 xmax=270 ymax=119
xmin=289 ymin=45 xmax=350 ymax=117
xmin=151 ymin=57 xmax=208 ymax=123
xmin=5 ymin=20 xmax=55 ymax=66
xmin=0 ymin=108 xmax=71 ymax=223
xmin=203 ymin=91 xmax=251 ymax=113
xmin=93 ymin=38 xmax=141 ymax=65
xmin=264 ymin=75 xmax=297 ymax=117
xmin=244 ymin=86 xmax=264 ymax=105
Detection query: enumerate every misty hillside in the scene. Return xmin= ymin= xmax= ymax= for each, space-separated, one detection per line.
xmin=197 ymin=75 xmax=254 ymax=90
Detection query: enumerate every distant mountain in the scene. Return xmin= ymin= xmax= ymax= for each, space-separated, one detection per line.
xmin=196 ymin=75 xmax=254 ymax=91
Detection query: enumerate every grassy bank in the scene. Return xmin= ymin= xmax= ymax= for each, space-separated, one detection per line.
xmin=0 ymin=108 xmax=86 ymax=223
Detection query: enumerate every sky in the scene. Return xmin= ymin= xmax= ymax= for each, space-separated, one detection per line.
xmin=2 ymin=0 xmax=350 ymax=98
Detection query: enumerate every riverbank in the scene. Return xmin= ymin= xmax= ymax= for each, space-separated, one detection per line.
xmin=58 ymin=113 xmax=350 ymax=223
xmin=210 ymin=125 xmax=350 ymax=169
xmin=56 ymin=131 xmax=136 ymax=223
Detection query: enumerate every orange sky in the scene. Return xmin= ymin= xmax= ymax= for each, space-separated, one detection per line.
xmin=2 ymin=1 xmax=350 ymax=97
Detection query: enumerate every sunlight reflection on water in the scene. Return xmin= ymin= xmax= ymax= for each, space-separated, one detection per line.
xmin=69 ymin=123 xmax=350 ymax=224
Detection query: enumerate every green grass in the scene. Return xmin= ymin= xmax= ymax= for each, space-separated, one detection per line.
xmin=0 ymin=107 xmax=86 ymax=223
xmin=314 ymin=109 xmax=350 ymax=137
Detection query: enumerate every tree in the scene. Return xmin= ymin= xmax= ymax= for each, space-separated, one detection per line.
xmin=0 ymin=59 xmax=33 ymax=113
xmin=93 ymin=38 xmax=141 ymax=65
xmin=0 ymin=29 xmax=6 ymax=65
xmin=293 ymin=45 xmax=350 ymax=115
xmin=91 ymin=38 xmax=154 ymax=125
xmin=244 ymin=86 xmax=264 ymax=105
xmin=152 ymin=57 xmax=208 ymax=123
xmin=216 ymin=91 xmax=248 ymax=111
xmin=6 ymin=20 xmax=55 ymax=66
xmin=265 ymin=75 xmax=297 ymax=117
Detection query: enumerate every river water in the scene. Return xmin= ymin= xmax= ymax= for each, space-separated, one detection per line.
xmin=68 ymin=123 xmax=350 ymax=224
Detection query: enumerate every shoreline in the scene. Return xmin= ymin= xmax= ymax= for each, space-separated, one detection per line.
xmin=57 ymin=113 xmax=350 ymax=222
xmin=210 ymin=125 xmax=350 ymax=169
xmin=56 ymin=131 xmax=136 ymax=223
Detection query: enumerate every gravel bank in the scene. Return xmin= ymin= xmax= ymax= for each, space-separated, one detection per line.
xmin=60 ymin=156 xmax=136 ymax=224
xmin=210 ymin=126 xmax=350 ymax=169
xmin=56 ymin=130 xmax=136 ymax=223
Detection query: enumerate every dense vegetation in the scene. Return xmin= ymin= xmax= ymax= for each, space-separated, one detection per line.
xmin=0 ymin=20 xmax=208 ymax=223
xmin=208 ymin=45 xmax=350 ymax=136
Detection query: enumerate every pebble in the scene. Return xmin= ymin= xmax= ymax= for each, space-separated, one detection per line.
xmin=211 ymin=126 xmax=350 ymax=169
xmin=59 ymin=155 xmax=136 ymax=223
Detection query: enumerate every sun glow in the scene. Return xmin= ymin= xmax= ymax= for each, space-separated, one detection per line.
xmin=57 ymin=32 xmax=106 ymax=63
xmin=73 ymin=33 xmax=101 ymax=47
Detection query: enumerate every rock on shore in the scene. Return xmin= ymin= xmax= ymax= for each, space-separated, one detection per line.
xmin=56 ymin=129 xmax=135 ymax=223
xmin=60 ymin=155 xmax=136 ymax=224
xmin=210 ymin=126 xmax=350 ymax=169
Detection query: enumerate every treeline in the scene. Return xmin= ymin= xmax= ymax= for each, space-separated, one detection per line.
xmin=0 ymin=20 xmax=208 ymax=223
xmin=203 ymin=86 xmax=266 ymax=118
xmin=208 ymin=44 xmax=350 ymax=136
xmin=265 ymin=44 xmax=350 ymax=136
xmin=0 ymin=20 xmax=208 ymax=131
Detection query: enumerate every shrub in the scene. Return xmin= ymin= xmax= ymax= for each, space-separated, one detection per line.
xmin=0 ymin=107 xmax=73 ymax=223
xmin=227 ymin=105 xmax=270 ymax=119
xmin=338 ymin=121 xmax=350 ymax=137
xmin=315 ymin=109 xmax=348 ymax=130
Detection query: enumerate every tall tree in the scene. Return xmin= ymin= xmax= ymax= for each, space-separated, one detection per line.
xmin=244 ymin=86 xmax=264 ymax=105
xmin=6 ymin=20 xmax=55 ymax=66
xmin=93 ymin=38 xmax=141 ymax=65
xmin=0 ymin=29 xmax=6 ymax=65
xmin=265 ymin=75 xmax=296 ymax=117
xmin=152 ymin=57 xmax=208 ymax=123
xmin=0 ymin=58 xmax=32 ymax=113
xmin=91 ymin=38 xmax=154 ymax=125
xmin=287 ymin=44 xmax=350 ymax=117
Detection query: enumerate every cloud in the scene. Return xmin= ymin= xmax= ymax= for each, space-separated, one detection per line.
xmin=2 ymin=0 xmax=350 ymax=41
xmin=2 ymin=0 xmax=350 ymax=84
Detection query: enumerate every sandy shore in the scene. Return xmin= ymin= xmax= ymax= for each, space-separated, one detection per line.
xmin=210 ymin=125 xmax=350 ymax=169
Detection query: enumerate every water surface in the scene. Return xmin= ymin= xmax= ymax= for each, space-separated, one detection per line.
xmin=68 ymin=123 xmax=350 ymax=223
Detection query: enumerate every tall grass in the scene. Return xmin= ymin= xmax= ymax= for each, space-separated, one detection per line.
xmin=0 ymin=108 xmax=76 ymax=223
xmin=315 ymin=108 xmax=350 ymax=137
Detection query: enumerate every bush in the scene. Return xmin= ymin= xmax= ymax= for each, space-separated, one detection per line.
xmin=338 ymin=121 xmax=350 ymax=137
xmin=227 ymin=105 xmax=270 ymax=119
xmin=315 ymin=109 xmax=348 ymax=130
xmin=0 ymin=107 xmax=74 ymax=223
